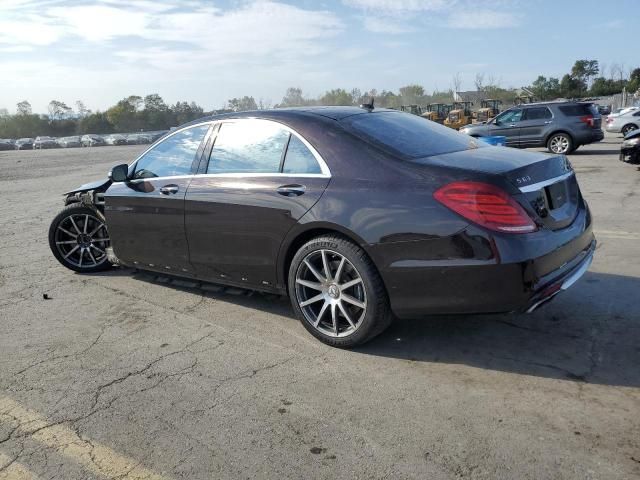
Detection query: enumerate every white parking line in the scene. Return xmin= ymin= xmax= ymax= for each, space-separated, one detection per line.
xmin=0 ymin=396 xmax=167 ymax=480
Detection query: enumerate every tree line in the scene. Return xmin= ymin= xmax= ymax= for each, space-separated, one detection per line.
xmin=1 ymin=59 xmax=638 ymax=139
xmin=0 ymin=95 xmax=206 ymax=139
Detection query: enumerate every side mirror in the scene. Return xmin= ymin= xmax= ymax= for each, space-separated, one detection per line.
xmin=109 ymin=163 xmax=129 ymax=182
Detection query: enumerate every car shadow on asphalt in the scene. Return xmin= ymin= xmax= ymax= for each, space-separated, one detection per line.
xmin=357 ymin=271 xmax=640 ymax=388
xmin=96 ymin=269 xmax=639 ymax=388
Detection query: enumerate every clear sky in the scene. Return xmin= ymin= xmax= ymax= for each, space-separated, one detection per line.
xmin=1 ymin=0 xmax=637 ymax=113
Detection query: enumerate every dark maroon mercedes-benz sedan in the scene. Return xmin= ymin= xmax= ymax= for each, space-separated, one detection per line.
xmin=49 ymin=106 xmax=595 ymax=347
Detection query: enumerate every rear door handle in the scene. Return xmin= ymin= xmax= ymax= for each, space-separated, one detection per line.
xmin=277 ymin=184 xmax=306 ymax=197
xmin=159 ymin=184 xmax=179 ymax=195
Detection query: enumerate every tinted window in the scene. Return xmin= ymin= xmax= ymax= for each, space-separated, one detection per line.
xmin=133 ymin=124 xmax=209 ymax=179
xmin=558 ymin=104 xmax=596 ymax=116
xmin=208 ymin=121 xmax=290 ymax=173
xmin=343 ymin=111 xmax=481 ymax=159
xmin=523 ymin=107 xmax=552 ymax=120
xmin=282 ymin=136 xmax=321 ymax=174
xmin=495 ymin=109 xmax=523 ymax=123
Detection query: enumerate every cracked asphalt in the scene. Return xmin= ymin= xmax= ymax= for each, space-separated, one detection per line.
xmin=1 ymin=135 xmax=639 ymax=479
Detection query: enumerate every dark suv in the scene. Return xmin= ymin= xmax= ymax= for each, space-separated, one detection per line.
xmin=460 ymin=101 xmax=604 ymax=154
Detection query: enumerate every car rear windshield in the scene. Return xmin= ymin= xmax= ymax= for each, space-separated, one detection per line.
xmin=342 ymin=111 xmax=483 ymax=158
xmin=558 ymin=104 xmax=598 ymax=116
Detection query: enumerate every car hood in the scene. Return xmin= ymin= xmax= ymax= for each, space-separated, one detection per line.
xmin=64 ymin=178 xmax=111 ymax=195
xmin=624 ymin=129 xmax=640 ymax=140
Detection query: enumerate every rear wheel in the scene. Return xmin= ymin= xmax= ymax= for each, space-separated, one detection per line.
xmin=547 ymin=133 xmax=573 ymax=154
xmin=48 ymin=204 xmax=112 ymax=273
xmin=288 ymin=235 xmax=392 ymax=348
xmin=622 ymin=124 xmax=638 ymax=136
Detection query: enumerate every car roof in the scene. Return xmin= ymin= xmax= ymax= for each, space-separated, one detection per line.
xmin=184 ymin=106 xmax=391 ymax=129
xmin=514 ymin=100 xmax=594 ymax=108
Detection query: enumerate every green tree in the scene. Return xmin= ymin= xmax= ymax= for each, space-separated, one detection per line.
xmin=571 ymin=59 xmax=599 ymax=89
xmin=279 ymin=87 xmax=307 ymax=107
xmin=48 ymin=100 xmax=72 ymax=121
xmin=142 ymin=94 xmax=170 ymax=130
xmin=530 ymin=76 xmax=560 ymax=100
xmin=559 ymin=74 xmax=585 ymax=98
xmin=227 ymin=96 xmax=258 ymax=112
xmin=16 ymin=100 xmax=32 ymax=116
xmin=319 ymin=88 xmax=352 ymax=106
xmin=399 ymin=84 xmax=426 ymax=105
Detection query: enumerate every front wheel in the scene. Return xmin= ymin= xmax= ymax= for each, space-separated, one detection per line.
xmin=48 ymin=204 xmax=112 ymax=273
xmin=547 ymin=133 xmax=573 ymax=154
xmin=288 ymin=235 xmax=392 ymax=348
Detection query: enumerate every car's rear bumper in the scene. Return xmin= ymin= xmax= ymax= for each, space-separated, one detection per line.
xmin=373 ymin=209 xmax=595 ymax=319
xmin=523 ymin=239 xmax=595 ymax=313
xmin=576 ymin=129 xmax=604 ymax=144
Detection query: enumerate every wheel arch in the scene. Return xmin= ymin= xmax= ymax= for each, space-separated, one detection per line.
xmin=277 ymin=222 xmax=375 ymax=292
xmin=544 ymin=129 xmax=574 ymax=145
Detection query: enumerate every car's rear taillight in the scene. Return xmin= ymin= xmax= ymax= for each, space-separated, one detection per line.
xmin=580 ymin=114 xmax=594 ymax=127
xmin=434 ymin=181 xmax=537 ymax=234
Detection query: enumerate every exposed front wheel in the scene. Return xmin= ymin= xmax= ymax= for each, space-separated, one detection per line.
xmin=48 ymin=204 xmax=112 ymax=273
xmin=288 ymin=235 xmax=392 ymax=348
xmin=547 ymin=133 xmax=573 ymax=154
xmin=622 ymin=124 xmax=638 ymax=136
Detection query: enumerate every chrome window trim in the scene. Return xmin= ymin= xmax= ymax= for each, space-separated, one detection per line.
xmin=206 ymin=118 xmax=331 ymax=177
xmin=128 ymin=121 xmax=215 ymax=173
xmin=519 ymin=171 xmax=574 ymax=193
xmin=126 ymin=118 xmax=331 ymax=180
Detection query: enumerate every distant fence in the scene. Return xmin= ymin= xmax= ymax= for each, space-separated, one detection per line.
xmin=597 ymin=91 xmax=639 ymax=110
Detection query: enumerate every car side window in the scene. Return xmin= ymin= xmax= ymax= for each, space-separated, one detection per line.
xmin=133 ymin=124 xmax=209 ymax=179
xmin=207 ymin=120 xmax=290 ymax=174
xmin=496 ymin=109 xmax=523 ymax=124
xmin=282 ymin=135 xmax=322 ymax=174
xmin=523 ymin=107 xmax=552 ymax=120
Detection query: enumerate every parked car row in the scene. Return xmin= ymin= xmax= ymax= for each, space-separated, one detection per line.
xmin=0 ymin=131 xmax=168 ymax=150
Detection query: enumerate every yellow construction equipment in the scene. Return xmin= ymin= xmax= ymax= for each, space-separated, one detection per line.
xmin=474 ymin=99 xmax=502 ymax=123
xmin=400 ymin=105 xmax=424 ymax=115
xmin=444 ymin=101 xmax=473 ymax=130
xmin=421 ymin=103 xmax=449 ymax=124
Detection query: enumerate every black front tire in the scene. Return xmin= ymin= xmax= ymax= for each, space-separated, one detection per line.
xmin=288 ymin=235 xmax=392 ymax=348
xmin=48 ymin=204 xmax=112 ymax=273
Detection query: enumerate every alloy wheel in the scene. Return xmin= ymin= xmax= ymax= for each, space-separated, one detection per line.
xmin=549 ymin=135 xmax=569 ymax=154
xmin=54 ymin=213 xmax=110 ymax=268
xmin=295 ymin=249 xmax=367 ymax=338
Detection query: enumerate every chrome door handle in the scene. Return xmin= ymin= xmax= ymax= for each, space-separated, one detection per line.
xmin=159 ymin=185 xmax=179 ymax=195
xmin=509 ymin=124 xmax=517 ymax=127
xmin=277 ymin=184 xmax=306 ymax=197
xmin=544 ymin=121 xmax=553 ymax=124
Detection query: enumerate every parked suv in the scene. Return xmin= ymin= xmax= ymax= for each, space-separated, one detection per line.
xmin=460 ymin=101 xmax=604 ymax=154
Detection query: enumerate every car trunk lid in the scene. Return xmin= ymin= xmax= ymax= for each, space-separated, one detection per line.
xmin=414 ymin=147 xmax=580 ymax=231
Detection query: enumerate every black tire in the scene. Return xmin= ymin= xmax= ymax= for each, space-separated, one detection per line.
xmin=288 ymin=235 xmax=392 ymax=348
xmin=622 ymin=124 xmax=638 ymax=136
xmin=48 ymin=204 xmax=112 ymax=273
xmin=546 ymin=133 xmax=573 ymax=154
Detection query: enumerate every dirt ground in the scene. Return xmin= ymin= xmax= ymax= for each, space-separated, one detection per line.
xmin=1 ymin=136 xmax=639 ymax=479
